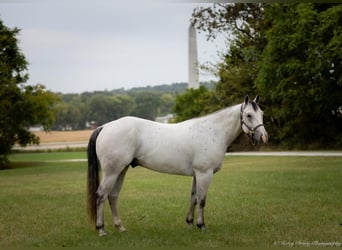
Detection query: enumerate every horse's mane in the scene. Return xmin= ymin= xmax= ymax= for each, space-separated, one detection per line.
xmin=179 ymin=103 xmax=241 ymax=124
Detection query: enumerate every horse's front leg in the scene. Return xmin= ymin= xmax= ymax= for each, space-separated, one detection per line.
xmin=186 ymin=176 xmax=197 ymax=228
xmin=195 ymin=170 xmax=213 ymax=231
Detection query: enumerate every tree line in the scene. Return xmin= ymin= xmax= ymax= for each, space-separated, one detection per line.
xmin=52 ymin=82 xmax=216 ymax=130
xmin=53 ymin=84 xmax=185 ymax=130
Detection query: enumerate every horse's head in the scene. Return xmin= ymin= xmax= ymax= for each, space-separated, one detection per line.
xmin=240 ymin=95 xmax=268 ymax=145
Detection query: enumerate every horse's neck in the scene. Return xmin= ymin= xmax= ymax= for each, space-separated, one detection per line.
xmin=225 ymin=104 xmax=242 ymax=147
xmin=195 ymin=104 xmax=242 ymax=147
xmin=218 ymin=104 xmax=242 ymax=147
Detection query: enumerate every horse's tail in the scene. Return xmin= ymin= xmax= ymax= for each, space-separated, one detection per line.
xmin=87 ymin=127 xmax=103 ymax=225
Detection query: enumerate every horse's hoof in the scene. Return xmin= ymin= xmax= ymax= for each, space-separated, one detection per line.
xmin=197 ymin=223 xmax=206 ymax=232
xmin=187 ymin=223 xmax=194 ymax=230
xmin=116 ymin=225 xmax=126 ymax=233
xmin=98 ymin=228 xmax=107 ymax=237
xmin=186 ymin=218 xmax=194 ymax=228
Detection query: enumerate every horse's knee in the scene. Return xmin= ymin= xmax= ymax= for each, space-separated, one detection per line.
xmin=199 ymin=198 xmax=206 ymax=208
xmin=96 ymin=192 xmax=106 ymax=205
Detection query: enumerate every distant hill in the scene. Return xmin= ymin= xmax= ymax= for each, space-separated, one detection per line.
xmin=128 ymin=82 xmax=188 ymax=94
xmin=107 ymin=81 xmax=216 ymax=95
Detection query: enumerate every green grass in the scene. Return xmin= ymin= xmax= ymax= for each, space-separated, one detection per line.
xmin=8 ymin=151 xmax=86 ymax=162
xmin=0 ymin=153 xmax=341 ymax=247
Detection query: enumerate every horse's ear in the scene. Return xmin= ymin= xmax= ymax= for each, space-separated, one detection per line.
xmin=244 ymin=95 xmax=249 ymax=105
xmin=253 ymin=95 xmax=259 ymax=104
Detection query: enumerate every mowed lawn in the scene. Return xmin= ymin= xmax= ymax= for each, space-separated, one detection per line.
xmin=0 ymin=152 xmax=341 ymax=247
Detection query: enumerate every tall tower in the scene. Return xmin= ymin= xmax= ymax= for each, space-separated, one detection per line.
xmin=188 ymin=24 xmax=199 ymax=89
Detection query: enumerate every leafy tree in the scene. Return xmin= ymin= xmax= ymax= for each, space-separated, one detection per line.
xmin=53 ymin=100 xmax=87 ymax=130
xmin=256 ymin=4 xmax=342 ymax=148
xmin=173 ymin=86 xmax=219 ymax=122
xmin=159 ymin=93 xmax=174 ymax=116
xmin=192 ymin=3 xmax=267 ymax=107
xmin=88 ymin=94 xmax=135 ymax=125
xmin=192 ymin=3 xmax=342 ymax=148
xmin=129 ymin=92 xmax=160 ymax=120
xmin=177 ymin=3 xmax=267 ymax=128
xmin=0 ymin=19 xmax=59 ymax=166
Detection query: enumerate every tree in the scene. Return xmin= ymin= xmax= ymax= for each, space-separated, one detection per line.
xmin=192 ymin=3 xmax=267 ymax=107
xmin=256 ymin=4 xmax=342 ymax=148
xmin=0 ymin=19 xmax=58 ymax=167
xmin=129 ymin=92 xmax=161 ymax=120
xmin=159 ymin=93 xmax=175 ymax=116
xmin=88 ymin=94 xmax=135 ymax=125
xmin=173 ymin=86 xmax=219 ymax=122
xmin=192 ymin=3 xmax=342 ymax=148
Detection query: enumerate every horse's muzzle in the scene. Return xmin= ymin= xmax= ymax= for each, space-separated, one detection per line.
xmin=250 ymin=132 xmax=268 ymax=145
xmin=261 ymin=134 xmax=268 ymax=144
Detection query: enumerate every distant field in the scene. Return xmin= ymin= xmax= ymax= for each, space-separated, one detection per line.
xmin=1 ymin=154 xmax=341 ymax=247
xmin=34 ymin=130 xmax=93 ymax=143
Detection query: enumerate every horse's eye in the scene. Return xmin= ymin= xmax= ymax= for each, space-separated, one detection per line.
xmin=247 ymin=114 xmax=252 ymax=120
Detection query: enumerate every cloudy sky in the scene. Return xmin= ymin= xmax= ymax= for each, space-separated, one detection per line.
xmin=1 ymin=0 xmax=226 ymax=93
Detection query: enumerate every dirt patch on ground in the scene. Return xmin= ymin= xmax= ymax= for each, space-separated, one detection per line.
xmin=34 ymin=130 xmax=93 ymax=143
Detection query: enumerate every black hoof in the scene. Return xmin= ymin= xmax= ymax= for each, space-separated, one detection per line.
xmin=186 ymin=218 xmax=194 ymax=226
xmin=197 ymin=223 xmax=206 ymax=232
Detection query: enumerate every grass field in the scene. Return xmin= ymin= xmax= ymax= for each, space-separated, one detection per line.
xmin=0 ymin=152 xmax=341 ymax=247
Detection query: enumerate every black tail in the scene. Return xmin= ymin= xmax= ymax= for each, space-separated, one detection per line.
xmin=87 ymin=127 xmax=103 ymax=225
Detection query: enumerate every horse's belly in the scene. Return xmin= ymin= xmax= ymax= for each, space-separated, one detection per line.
xmin=138 ymin=155 xmax=194 ymax=176
xmin=135 ymin=135 xmax=195 ymax=176
xmin=143 ymin=164 xmax=194 ymax=176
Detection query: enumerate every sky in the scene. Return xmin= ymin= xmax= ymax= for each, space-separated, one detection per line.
xmin=0 ymin=0 xmax=227 ymax=93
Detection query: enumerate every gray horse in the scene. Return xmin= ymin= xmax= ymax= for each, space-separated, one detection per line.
xmin=87 ymin=95 xmax=268 ymax=236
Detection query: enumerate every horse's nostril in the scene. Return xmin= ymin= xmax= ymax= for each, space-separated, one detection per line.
xmin=261 ymin=134 xmax=268 ymax=144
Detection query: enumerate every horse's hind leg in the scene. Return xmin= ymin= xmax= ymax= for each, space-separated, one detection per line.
xmin=96 ymin=172 xmax=118 ymax=236
xmin=186 ymin=176 xmax=197 ymax=228
xmin=96 ymin=164 xmax=127 ymax=236
xmin=108 ymin=166 xmax=128 ymax=233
